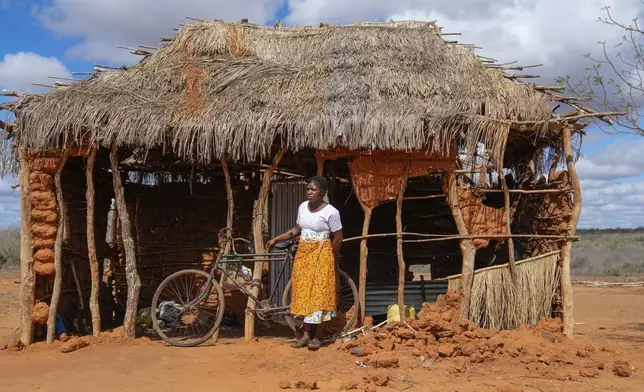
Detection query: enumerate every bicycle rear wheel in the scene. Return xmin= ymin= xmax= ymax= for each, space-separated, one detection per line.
xmin=151 ymin=269 xmax=225 ymax=347
xmin=282 ymin=268 xmax=359 ymax=337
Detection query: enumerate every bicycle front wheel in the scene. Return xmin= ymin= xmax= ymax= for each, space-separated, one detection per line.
xmin=282 ymin=268 xmax=359 ymax=336
xmin=151 ymin=269 xmax=225 ymax=347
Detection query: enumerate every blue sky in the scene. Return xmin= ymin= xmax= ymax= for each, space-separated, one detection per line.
xmin=1 ymin=0 xmax=643 ymax=229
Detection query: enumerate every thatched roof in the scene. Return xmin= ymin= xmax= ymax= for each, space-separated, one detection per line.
xmin=6 ymin=20 xmax=585 ymax=163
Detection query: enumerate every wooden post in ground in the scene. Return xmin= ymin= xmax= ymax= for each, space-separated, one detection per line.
xmin=47 ymin=150 xmax=69 ymax=344
xmin=561 ymin=126 xmax=582 ymax=338
xmin=358 ymin=207 xmax=372 ymax=325
xmin=349 ymin=164 xmax=372 ymax=325
xmin=18 ymin=150 xmax=35 ymax=346
xmin=110 ymin=148 xmax=141 ymax=338
xmin=245 ymin=146 xmax=287 ymax=342
xmin=85 ymin=145 xmax=101 ymax=336
xmin=214 ymin=157 xmax=234 ymax=343
xmin=396 ymin=163 xmax=410 ymax=321
xmin=497 ymin=138 xmax=517 ymax=279
xmin=445 ymin=173 xmax=477 ymax=322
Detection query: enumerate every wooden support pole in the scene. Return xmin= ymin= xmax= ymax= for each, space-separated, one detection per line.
xmin=222 ymin=158 xmax=234 ymax=253
xmin=245 ymin=146 xmax=287 ymax=342
xmin=86 ymin=146 xmax=101 ymax=336
xmin=548 ymin=150 xmax=560 ymax=181
xmin=63 ymin=198 xmax=71 ymax=242
xmin=47 ymin=149 xmax=69 ymax=344
xmin=349 ymin=164 xmax=372 ymax=325
xmin=497 ymin=141 xmax=517 ymax=279
xmin=316 ymin=156 xmax=325 ymax=177
xmin=18 ymin=150 xmax=35 ymax=346
xmin=396 ymin=163 xmax=410 ymax=322
xmin=329 ymin=163 xmax=337 ymax=205
xmin=358 ymin=207 xmax=372 ymax=325
xmin=445 ymin=173 xmax=477 ymax=323
xmin=110 ymin=148 xmax=141 ymax=338
xmin=561 ymin=126 xmax=582 ymax=339
xmin=105 ymin=205 xmax=118 ymax=284
xmin=213 ymin=157 xmax=234 ymax=343
xmin=70 ymin=259 xmax=84 ymax=310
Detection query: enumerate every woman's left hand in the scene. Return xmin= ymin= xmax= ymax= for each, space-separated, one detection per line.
xmin=265 ymin=239 xmax=277 ymax=252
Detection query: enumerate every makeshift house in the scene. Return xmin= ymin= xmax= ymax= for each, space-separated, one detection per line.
xmin=0 ymin=19 xmax=609 ymax=346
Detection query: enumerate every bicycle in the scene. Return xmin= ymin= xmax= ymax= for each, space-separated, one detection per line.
xmin=151 ymin=228 xmax=359 ymax=347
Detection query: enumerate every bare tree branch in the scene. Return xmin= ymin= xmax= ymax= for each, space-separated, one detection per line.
xmin=561 ymin=6 xmax=644 ymax=135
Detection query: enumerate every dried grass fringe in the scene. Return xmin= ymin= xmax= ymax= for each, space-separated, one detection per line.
xmin=446 ymin=251 xmax=561 ymax=330
xmin=10 ymin=20 xmax=555 ymax=166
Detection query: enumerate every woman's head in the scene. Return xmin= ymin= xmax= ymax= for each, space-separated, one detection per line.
xmin=306 ymin=176 xmax=328 ymax=202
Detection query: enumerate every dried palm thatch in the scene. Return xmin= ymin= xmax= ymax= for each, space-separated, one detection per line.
xmin=11 ymin=20 xmax=558 ymax=164
xmin=446 ymin=251 xmax=561 ymax=329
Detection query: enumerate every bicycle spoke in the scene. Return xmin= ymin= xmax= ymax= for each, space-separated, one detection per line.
xmin=152 ymin=270 xmax=223 ymax=347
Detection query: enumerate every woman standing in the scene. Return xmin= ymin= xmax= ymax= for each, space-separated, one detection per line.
xmin=266 ymin=176 xmax=343 ymax=350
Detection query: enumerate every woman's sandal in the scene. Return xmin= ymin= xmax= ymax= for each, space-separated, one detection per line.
xmin=292 ymin=339 xmax=309 ymax=348
xmin=308 ymin=339 xmax=321 ymax=351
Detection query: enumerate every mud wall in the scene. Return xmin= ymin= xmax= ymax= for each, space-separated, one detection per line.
xmin=27 ymin=150 xmax=63 ymax=331
xmin=514 ymin=171 xmax=573 ymax=257
xmin=457 ymin=188 xmax=508 ymax=249
xmin=27 ymin=151 xmax=113 ymax=335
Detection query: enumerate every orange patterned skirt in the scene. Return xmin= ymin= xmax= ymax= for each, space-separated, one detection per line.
xmin=290 ymin=239 xmax=337 ymax=321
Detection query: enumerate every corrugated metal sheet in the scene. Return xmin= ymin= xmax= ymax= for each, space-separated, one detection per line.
xmin=364 ymin=280 xmax=448 ymax=316
xmin=268 ymin=181 xmax=307 ymax=318
xmin=268 ymin=180 xmax=447 ymax=319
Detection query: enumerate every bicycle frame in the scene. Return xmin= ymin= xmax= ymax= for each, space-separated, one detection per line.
xmin=182 ymin=228 xmax=296 ymax=317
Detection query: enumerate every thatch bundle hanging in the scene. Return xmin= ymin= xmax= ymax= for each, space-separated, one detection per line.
xmin=447 ymin=251 xmax=561 ymax=329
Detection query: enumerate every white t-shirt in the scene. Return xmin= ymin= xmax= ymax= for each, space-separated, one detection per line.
xmin=297 ymin=201 xmax=343 ymax=241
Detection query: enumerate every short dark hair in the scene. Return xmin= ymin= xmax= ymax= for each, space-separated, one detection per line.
xmin=308 ymin=176 xmax=329 ymax=191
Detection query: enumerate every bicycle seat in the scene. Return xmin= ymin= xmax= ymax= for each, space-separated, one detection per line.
xmin=274 ymin=241 xmax=294 ymax=250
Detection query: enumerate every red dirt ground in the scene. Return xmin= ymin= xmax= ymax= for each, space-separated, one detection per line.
xmin=1 ymin=271 xmax=642 ymax=392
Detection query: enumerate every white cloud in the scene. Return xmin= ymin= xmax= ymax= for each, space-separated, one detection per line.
xmin=579 ymin=179 xmax=644 ymax=228
xmin=0 ymin=52 xmax=72 ymax=93
xmin=285 ymin=0 xmax=642 ymax=84
xmin=576 ymin=159 xmax=641 ymax=181
xmin=577 ymin=139 xmax=644 ymax=181
xmin=33 ymin=0 xmax=286 ymax=65
xmin=577 ymin=138 xmax=644 ymax=228
xmin=0 ymin=52 xmax=70 ymax=225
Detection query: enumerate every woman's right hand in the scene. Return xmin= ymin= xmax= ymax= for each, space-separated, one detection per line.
xmin=265 ymin=239 xmax=277 ymax=252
